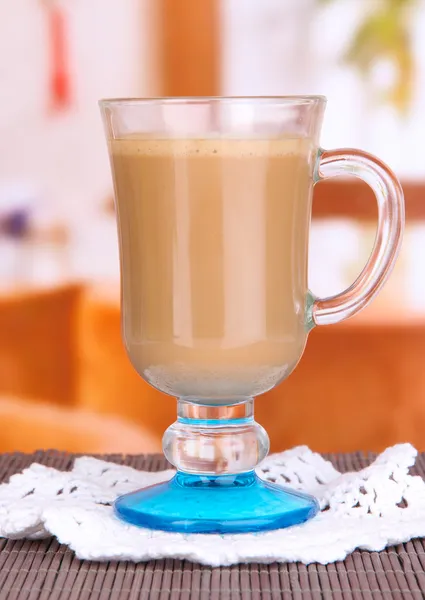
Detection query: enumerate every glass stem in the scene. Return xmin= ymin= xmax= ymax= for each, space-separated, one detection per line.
xmin=162 ymin=399 xmax=270 ymax=476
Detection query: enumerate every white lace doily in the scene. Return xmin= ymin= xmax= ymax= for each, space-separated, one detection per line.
xmin=0 ymin=444 xmax=424 ymax=566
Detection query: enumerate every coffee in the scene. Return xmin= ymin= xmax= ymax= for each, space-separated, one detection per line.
xmin=109 ymin=136 xmax=315 ymax=402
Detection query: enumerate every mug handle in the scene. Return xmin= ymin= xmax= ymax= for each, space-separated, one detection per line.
xmin=310 ymin=148 xmax=405 ymax=326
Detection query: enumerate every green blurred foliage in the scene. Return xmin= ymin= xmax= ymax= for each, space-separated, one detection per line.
xmin=318 ymin=0 xmax=416 ymax=113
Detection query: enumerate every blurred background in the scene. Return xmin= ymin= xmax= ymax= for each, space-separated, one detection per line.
xmin=0 ymin=0 xmax=424 ymax=455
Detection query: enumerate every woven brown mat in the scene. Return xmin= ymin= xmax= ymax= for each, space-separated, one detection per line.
xmin=0 ymin=451 xmax=425 ymax=600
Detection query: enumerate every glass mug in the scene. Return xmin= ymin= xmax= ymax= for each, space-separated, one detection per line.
xmin=100 ymin=97 xmax=404 ymax=534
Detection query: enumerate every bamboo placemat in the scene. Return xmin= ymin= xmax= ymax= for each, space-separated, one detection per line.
xmin=0 ymin=450 xmax=425 ymax=600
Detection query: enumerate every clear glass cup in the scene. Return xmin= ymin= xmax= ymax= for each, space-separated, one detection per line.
xmin=100 ymin=96 xmax=404 ymax=534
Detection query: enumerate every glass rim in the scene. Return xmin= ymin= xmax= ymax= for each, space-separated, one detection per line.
xmin=99 ymin=95 xmax=327 ymax=108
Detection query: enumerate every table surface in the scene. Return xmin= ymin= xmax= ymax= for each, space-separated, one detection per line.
xmin=0 ymin=451 xmax=424 ymax=600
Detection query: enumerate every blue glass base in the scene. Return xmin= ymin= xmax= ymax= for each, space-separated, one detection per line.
xmin=114 ymin=471 xmax=319 ymax=534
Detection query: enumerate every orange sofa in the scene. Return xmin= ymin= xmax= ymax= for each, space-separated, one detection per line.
xmin=1 ymin=282 xmax=425 ymax=454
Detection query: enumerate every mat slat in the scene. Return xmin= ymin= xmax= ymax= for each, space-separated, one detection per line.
xmin=1 ymin=450 xmax=425 ymax=600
